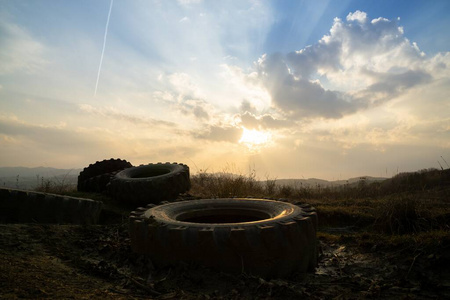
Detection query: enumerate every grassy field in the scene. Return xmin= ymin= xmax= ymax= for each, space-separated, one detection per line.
xmin=1 ymin=168 xmax=449 ymax=299
xmin=190 ymin=168 xmax=450 ymax=231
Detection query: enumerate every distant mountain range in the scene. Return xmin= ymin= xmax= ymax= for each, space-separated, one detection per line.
xmin=269 ymin=176 xmax=387 ymax=188
xmin=0 ymin=167 xmax=82 ymax=178
xmin=0 ymin=166 xmax=388 ymax=191
xmin=0 ymin=167 xmax=82 ymax=190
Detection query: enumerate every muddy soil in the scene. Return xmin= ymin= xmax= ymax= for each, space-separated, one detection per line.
xmin=1 ymin=216 xmax=449 ymax=299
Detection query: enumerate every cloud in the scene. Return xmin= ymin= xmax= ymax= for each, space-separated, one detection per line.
xmin=194 ymin=125 xmax=242 ymax=143
xmin=168 ymin=73 xmax=202 ymax=98
xmin=153 ymin=73 xmax=213 ymax=121
xmin=177 ymin=0 xmax=203 ymax=5
xmin=0 ymin=113 xmax=200 ymax=168
xmin=177 ymin=99 xmax=211 ymax=120
xmin=0 ymin=114 xmax=102 ymax=153
xmin=240 ymin=99 xmax=257 ymax=114
xmin=179 ymin=17 xmax=190 ymax=23
xmin=346 ymin=10 xmax=367 ymax=23
xmin=79 ymin=104 xmax=177 ymax=128
xmin=256 ymin=53 xmax=356 ymax=118
xmin=239 ymin=112 xmax=293 ymax=130
xmin=0 ymin=18 xmax=46 ymax=74
xmin=353 ymin=69 xmax=432 ymax=105
xmin=218 ymin=64 xmax=272 ymax=111
xmin=255 ymin=11 xmax=435 ymax=119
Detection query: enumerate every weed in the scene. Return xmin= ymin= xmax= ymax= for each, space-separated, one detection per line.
xmin=190 ymin=168 xmax=449 ymax=235
xmin=373 ymin=196 xmax=426 ymax=235
xmin=264 ymin=176 xmax=277 ymax=195
xmin=34 ymin=173 xmax=76 ymax=194
xmin=190 ymin=171 xmax=265 ymax=198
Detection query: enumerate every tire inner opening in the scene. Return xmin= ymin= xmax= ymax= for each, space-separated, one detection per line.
xmin=176 ymin=208 xmax=271 ymax=224
xmin=131 ymin=168 xmax=171 ymax=178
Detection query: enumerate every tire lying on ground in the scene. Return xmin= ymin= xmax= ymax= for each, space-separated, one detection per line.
xmin=77 ymin=158 xmax=132 ymax=193
xmin=129 ymin=198 xmax=318 ymax=278
xmin=0 ymin=188 xmax=102 ymax=225
xmin=108 ymin=162 xmax=190 ymax=206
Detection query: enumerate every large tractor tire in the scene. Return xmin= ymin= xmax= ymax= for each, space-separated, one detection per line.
xmin=107 ymin=162 xmax=190 ymax=206
xmin=77 ymin=158 xmax=132 ymax=192
xmin=0 ymin=188 xmax=102 ymax=225
xmin=129 ymin=198 xmax=318 ymax=278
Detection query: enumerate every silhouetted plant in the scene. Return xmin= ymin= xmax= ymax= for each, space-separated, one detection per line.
xmin=373 ymin=196 xmax=428 ymax=235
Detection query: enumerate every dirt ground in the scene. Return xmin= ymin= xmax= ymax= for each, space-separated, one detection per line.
xmin=1 ymin=213 xmax=449 ymax=300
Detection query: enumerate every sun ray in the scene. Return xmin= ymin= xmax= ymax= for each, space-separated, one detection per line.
xmin=239 ymin=127 xmax=272 ymax=151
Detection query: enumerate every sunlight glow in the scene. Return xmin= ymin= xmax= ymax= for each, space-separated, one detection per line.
xmin=239 ymin=127 xmax=271 ymax=149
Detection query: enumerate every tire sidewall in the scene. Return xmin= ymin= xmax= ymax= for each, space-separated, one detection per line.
xmin=145 ymin=198 xmax=304 ymax=228
xmin=115 ymin=164 xmax=187 ymax=181
xmin=108 ymin=163 xmax=191 ymax=205
xmin=129 ymin=198 xmax=318 ymax=278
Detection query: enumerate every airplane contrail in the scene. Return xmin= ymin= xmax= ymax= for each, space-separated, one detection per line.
xmin=94 ymin=0 xmax=114 ymax=97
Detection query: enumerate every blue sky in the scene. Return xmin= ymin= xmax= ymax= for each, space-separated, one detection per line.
xmin=1 ymin=0 xmax=449 ymax=180
xmin=266 ymin=0 xmax=450 ymax=55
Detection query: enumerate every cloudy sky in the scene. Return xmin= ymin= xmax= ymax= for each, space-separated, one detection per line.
xmin=1 ymin=0 xmax=449 ymax=180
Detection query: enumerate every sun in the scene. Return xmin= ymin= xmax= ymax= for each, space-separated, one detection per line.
xmin=239 ymin=127 xmax=271 ymax=149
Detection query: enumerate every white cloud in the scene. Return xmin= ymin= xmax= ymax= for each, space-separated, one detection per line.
xmin=177 ymin=0 xmax=203 ymax=5
xmin=179 ymin=16 xmax=190 ymax=23
xmin=168 ymin=73 xmax=203 ymax=98
xmin=253 ymin=11 xmax=440 ymax=120
xmin=218 ymin=64 xmax=272 ymax=112
xmin=346 ymin=10 xmax=367 ymax=23
xmin=78 ymin=104 xmax=177 ymax=128
xmin=0 ymin=19 xmax=46 ymax=74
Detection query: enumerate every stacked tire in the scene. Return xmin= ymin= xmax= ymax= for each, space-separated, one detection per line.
xmin=77 ymin=158 xmax=133 ymax=193
xmin=108 ymin=162 xmax=191 ymax=206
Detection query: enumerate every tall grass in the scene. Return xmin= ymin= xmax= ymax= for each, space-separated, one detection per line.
xmin=27 ymin=166 xmax=449 ymax=235
xmin=190 ymin=170 xmax=265 ymax=198
xmin=34 ymin=174 xmax=76 ymax=194
xmin=190 ymin=172 xmax=384 ymax=200
xmin=190 ymin=168 xmax=449 ymax=235
xmin=373 ymin=196 xmax=424 ymax=235
xmin=190 ymin=168 xmax=450 ymax=200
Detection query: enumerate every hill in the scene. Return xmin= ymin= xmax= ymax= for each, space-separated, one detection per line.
xmin=268 ymin=176 xmax=387 ymax=188
xmin=0 ymin=167 xmax=81 ymax=190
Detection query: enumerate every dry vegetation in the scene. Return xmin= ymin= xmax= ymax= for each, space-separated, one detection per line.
xmin=1 ymin=168 xmax=449 ymax=299
xmin=190 ymin=168 xmax=450 ymax=234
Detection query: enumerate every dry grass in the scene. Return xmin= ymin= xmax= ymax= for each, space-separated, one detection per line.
xmin=34 ymin=175 xmax=76 ymax=194
xmin=190 ymin=168 xmax=450 ymax=236
xmin=33 ymin=167 xmax=450 ymax=237
xmin=190 ymin=171 xmax=265 ymax=198
xmin=373 ymin=196 xmax=423 ymax=234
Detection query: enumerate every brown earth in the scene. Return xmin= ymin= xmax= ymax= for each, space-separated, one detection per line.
xmin=1 ymin=187 xmax=450 ymax=299
xmin=1 ymin=220 xmax=449 ymax=299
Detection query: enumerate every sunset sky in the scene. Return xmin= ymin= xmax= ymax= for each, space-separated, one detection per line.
xmin=1 ymin=0 xmax=449 ymax=180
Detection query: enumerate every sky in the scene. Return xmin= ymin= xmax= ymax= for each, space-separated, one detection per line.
xmin=1 ymin=0 xmax=449 ymax=180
